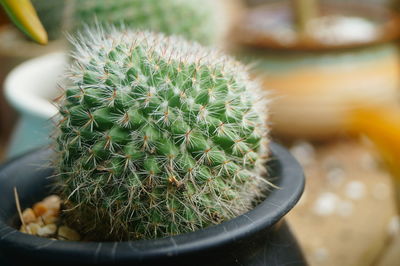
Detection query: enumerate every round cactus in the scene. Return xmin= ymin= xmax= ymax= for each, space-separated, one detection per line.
xmin=55 ymin=27 xmax=270 ymax=240
xmin=64 ymin=0 xmax=229 ymax=45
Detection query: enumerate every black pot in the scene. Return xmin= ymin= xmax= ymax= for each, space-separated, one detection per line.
xmin=0 ymin=142 xmax=306 ymax=266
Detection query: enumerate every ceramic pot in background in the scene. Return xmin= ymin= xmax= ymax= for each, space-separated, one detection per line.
xmin=0 ymin=143 xmax=306 ymax=266
xmin=243 ymin=43 xmax=400 ymax=139
xmin=232 ymin=1 xmax=400 ymax=140
xmin=0 ymin=26 xmax=65 ymax=158
xmin=4 ymin=53 xmax=66 ymax=158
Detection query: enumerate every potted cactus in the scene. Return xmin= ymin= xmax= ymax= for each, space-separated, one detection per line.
xmin=0 ymin=27 xmax=306 ymax=265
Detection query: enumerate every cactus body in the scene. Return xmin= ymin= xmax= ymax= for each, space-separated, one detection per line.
xmin=56 ymin=28 xmax=269 ymax=240
xmin=66 ymin=0 xmax=227 ymax=45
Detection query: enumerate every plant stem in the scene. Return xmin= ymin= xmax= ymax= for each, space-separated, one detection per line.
xmin=14 ymin=187 xmax=29 ymax=233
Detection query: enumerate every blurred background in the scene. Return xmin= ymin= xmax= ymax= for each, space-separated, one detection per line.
xmin=1 ymin=0 xmax=400 ymax=265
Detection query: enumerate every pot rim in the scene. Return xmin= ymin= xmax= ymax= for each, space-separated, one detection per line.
xmin=0 ymin=142 xmax=304 ymax=262
xmin=4 ymin=52 xmax=66 ymax=119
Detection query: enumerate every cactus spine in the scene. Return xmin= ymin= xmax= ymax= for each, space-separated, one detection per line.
xmin=56 ymin=27 xmax=270 ymax=240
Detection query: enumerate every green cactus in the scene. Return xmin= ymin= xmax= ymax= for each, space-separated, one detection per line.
xmin=32 ymin=0 xmax=66 ymax=41
xmin=55 ymin=27 xmax=269 ymax=241
xmin=63 ymin=0 xmax=227 ymax=45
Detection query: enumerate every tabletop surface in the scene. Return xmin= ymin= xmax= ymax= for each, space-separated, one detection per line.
xmin=286 ymin=138 xmax=399 ymax=266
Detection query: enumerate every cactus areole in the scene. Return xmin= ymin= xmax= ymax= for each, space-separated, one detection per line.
xmin=56 ymin=28 xmax=270 ymax=241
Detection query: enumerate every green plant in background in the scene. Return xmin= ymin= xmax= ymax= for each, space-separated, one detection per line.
xmin=3 ymin=0 xmax=230 ymax=45
xmin=65 ymin=0 xmax=227 ymax=45
xmin=32 ymin=0 xmax=65 ymax=41
xmin=4 ymin=0 xmax=229 ymax=45
xmin=55 ymin=27 xmax=270 ymax=240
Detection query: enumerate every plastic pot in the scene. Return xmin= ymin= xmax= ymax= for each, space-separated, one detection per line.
xmin=0 ymin=142 xmax=306 ymax=266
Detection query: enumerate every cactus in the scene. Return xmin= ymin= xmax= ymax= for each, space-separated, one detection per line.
xmin=63 ymin=0 xmax=228 ymax=45
xmin=32 ymin=0 xmax=66 ymax=41
xmin=55 ymin=27 xmax=270 ymax=241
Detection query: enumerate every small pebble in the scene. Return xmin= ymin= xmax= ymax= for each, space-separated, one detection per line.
xmin=20 ymin=223 xmax=41 ymax=235
xmin=18 ymin=195 xmax=80 ymax=241
xmin=34 ymin=195 xmax=61 ymax=219
xmin=58 ymin=226 xmax=81 ymax=241
xmin=43 ymin=215 xmax=59 ymax=225
xmin=21 ymin=208 xmax=37 ymax=224
xmin=43 ymin=195 xmax=61 ymax=210
xmin=37 ymin=224 xmax=57 ymax=237
xmin=33 ymin=202 xmax=48 ymax=217
xmin=28 ymin=223 xmax=42 ymax=235
xmin=42 ymin=195 xmax=61 ymax=216
xmin=345 ymin=181 xmax=366 ymax=200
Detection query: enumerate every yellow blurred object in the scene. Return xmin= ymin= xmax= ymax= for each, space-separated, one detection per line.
xmin=349 ymin=106 xmax=400 ymax=178
xmin=348 ymin=106 xmax=400 ymax=210
xmin=0 ymin=0 xmax=47 ymax=44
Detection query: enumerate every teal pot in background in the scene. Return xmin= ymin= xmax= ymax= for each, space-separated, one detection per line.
xmin=238 ymin=43 xmax=400 ymax=140
xmin=4 ymin=53 xmax=66 ymax=158
xmin=0 ymin=26 xmax=64 ymax=156
xmin=231 ymin=0 xmax=400 ymax=140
